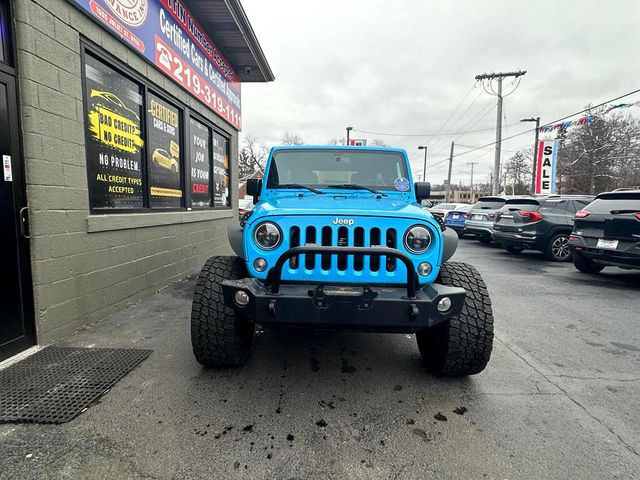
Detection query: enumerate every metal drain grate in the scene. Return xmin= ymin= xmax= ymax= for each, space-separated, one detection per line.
xmin=0 ymin=347 xmax=151 ymax=424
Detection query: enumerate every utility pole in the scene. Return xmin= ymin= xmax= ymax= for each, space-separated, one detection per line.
xmin=445 ymin=141 xmax=454 ymax=202
xmin=418 ymin=145 xmax=428 ymax=181
xmin=475 ymin=70 xmax=527 ymax=195
xmin=467 ymin=162 xmax=478 ymax=203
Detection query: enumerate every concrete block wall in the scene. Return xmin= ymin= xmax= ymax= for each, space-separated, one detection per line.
xmin=13 ymin=0 xmax=238 ymax=343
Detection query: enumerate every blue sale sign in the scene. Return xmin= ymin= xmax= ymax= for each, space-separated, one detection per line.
xmin=71 ymin=0 xmax=242 ymax=129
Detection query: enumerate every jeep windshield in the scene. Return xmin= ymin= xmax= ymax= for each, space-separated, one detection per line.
xmin=266 ymin=149 xmax=409 ymax=191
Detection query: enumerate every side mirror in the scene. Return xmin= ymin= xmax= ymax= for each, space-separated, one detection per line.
xmin=246 ymin=179 xmax=262 ymax=204
xmin=414 ymin=182 xmax=431 ymax=202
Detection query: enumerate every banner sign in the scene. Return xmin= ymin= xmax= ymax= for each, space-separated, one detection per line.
xmin=348 ymin=139 xmax=367 ymax=146
xmin=535 ymin=140 xmax=559 ymax=195
xmin=71 ymin=0 xmax=242 ymax=129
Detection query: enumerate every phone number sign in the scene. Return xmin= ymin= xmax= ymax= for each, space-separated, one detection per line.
xmin=72 ymin=0 xmax=242 ymax=130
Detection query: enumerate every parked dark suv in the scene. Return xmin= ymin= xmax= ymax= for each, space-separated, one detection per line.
xmin=491 ymin=194 xmax=594 ymax=261
xmin=492 ymin=197 xmax=542 ymax=252
xmin=569 ymin=190 xmax=640 ymax=273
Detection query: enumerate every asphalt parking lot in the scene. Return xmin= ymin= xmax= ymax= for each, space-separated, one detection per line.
xmin=1 ymin=239 xmax=639 ymax=480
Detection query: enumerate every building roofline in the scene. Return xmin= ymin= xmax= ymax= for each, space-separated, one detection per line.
xmin=224 ymin=0 xmax=275 ymax=82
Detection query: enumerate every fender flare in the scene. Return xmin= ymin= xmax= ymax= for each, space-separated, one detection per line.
xmin=228 ymin=221 xmax=244 ymax=259
xmin=442 ymin=227 xmax=459 ymax=262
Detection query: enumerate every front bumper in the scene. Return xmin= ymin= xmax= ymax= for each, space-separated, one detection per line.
xmin=222 ymin=245 xmax=466 ymax=332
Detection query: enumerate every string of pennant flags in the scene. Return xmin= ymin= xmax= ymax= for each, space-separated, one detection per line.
xmin=539 ymin=101 xmax=640 ymax=133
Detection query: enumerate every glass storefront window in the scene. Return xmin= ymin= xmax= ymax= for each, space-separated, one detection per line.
xmin=147 ymin=93 xmax=183 ymax=208
xmin=84 ymin=54 xmax=144 ymax=211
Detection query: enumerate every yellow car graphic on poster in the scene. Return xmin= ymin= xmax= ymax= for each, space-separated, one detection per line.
xmin=152 ymin=148 xmax=179 ymax=173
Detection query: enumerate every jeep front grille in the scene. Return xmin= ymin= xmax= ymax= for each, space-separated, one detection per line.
xmin=287 ymin=225 xmax=398 ymax=273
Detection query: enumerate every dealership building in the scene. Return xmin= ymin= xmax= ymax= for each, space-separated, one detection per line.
xmin=0 ymin=0 xmax=273 ymax=361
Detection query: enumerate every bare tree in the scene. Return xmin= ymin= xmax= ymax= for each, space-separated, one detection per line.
xmin=327 ymin=137 xmax=346 ymax=145
xmin=370 ymin=138 xmax=389 ymax=147
xmin=281 ymin=132 xmax=304 ymax=145
xmin=556 ymin=112 xmax=640 ymax=194
xmin=238 ymin=135 xmax=268 ymax=178
xmin=503 ymin=150 xmax=533 ymax=194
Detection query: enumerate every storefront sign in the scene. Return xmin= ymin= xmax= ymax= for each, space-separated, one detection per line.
xmin=71 ymin=0 xmax=241 ymax=129
xmin=85 ymin=54 xmax=145 ymax=209
xmin=535 ymin=140 xmax=558 ymax=195
xmin=190 ymin=118 xmax=211 ymax=207
xmin=147 ymin=93 xmax=182 ymax=207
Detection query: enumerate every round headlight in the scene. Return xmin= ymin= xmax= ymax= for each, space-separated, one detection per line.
xmin=254 ymin=222 xmax=282 ymax=250
xmin=404 ymin=225 xmax=432 ymax=254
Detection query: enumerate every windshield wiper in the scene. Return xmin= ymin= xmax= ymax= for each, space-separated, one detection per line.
xmin=276 ymin=184 xmax=325 ymax=194
xmin=327 ymin=184 xmax=388 ymax=197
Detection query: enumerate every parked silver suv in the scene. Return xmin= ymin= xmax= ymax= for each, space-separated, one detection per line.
xmin=465 ymin=197 xmax=507 ymax=243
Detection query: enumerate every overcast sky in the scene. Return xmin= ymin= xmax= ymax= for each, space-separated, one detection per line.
xmin=239 ymin=0 xmax=640 ymax=185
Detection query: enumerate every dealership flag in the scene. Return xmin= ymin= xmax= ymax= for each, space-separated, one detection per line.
xmin=535 ymin=140 xmax=559 ymax=195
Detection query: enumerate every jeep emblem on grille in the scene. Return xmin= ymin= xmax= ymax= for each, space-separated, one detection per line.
xmin=332 ymin=217 xmax=355 ymax=226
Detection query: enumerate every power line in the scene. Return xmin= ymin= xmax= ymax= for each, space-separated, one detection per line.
xmin=453 ymin=86 xmax=640 ymax=159
xmin=351 ymin=122 xmax=520 ymax=138
xmin=426 ymin=82 xmax=477 ymax=141
xmin=427 ymin=89 xmax=484 ymax=153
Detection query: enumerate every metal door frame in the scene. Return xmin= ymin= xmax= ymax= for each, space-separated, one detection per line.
xmin=0 ymin=68 xmax=36 ymax=360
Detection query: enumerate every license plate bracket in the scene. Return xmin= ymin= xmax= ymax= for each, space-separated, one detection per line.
xmin=310 ymin=284 xmax=378 ymax=310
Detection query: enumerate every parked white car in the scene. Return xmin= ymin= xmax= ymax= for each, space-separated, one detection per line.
xmin=427 ymin=202 xmax=470 ymax=219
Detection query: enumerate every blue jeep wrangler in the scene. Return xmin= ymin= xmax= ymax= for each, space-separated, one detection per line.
xmin=191 ymin=146 xmax=493 ymax=376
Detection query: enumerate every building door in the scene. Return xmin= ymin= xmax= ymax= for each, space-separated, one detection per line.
xmin=0 ymin=70 xmax=35 ymax=361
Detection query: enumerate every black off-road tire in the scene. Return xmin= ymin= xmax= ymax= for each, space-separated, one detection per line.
xmin=477 ymin=235 xmax=492 ymax=244
xmin=416 ymin=262 xmax=494 ymax=377
xmin=505 ymin=245 xmax=524 ymax=254
xmin=573 ymin=253 xmax=605 ymax=274
xmin=191 ymin=256 xmax=255 ymax=368
xmin=544 ymin=233 xmax=572 ymax=262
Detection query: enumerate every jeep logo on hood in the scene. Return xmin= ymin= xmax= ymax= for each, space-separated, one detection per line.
xmin=333 ymin=217 xmax=355 ymax=226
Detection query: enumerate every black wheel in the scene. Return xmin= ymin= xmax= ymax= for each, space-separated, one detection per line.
xmin=545 ymin=233 xmax=572 ymax=262
xmin=191 ymin=256 xmax=255 ymax=367
xmin=573 ymin=253 xmax=604 ymax=274
xmin=456 ymin=231 xmax=465 ymax=239
xmin=505 ymin=245 xmax=524 ymax=254
xmin=477 ymin=236 xmax=492 ymax=244
xmin=416 ymin=262 xmax=494 ymax=377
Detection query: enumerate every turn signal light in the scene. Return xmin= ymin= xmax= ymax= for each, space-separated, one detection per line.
xmin=575 ymin=210 xmax=590 ymax=218
xmin=520 ymin=210 xmax=543 ymax=223
xmin=635 ymin=213 xmax=640 ymax=221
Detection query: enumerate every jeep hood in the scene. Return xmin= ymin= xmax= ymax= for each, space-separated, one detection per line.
xmin=249 ymin=194 xmax=430 ymax=222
